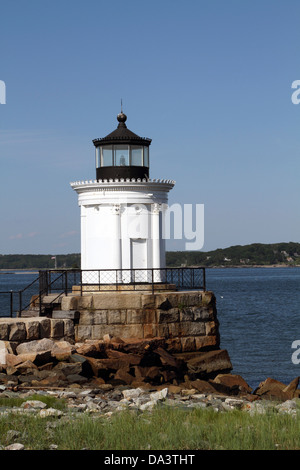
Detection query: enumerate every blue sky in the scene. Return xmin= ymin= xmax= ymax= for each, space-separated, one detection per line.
xmin=0 ymin=0 xmax=299 ymax=254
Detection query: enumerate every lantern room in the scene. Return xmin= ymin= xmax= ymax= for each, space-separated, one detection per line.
xmin=93 ymin=111 xmax=152 ymax=181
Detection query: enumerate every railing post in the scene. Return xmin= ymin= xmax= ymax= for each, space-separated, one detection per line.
xmin=18 ymin=290 xmax=22 ymax=318
xmin=151 ymin=269 xmax=154 ymax=294
xmin=80 ymin=270 xmax=83 ymax=296
xmin=203 ymin=268 xmax=206 ymax=291
xmin=39 ymin=289 xmax=42 ymax=316
xmin=10 ymin=291 xmax=13 ymax=318
xmin=65 ymin=270 xmax=68 ymax=296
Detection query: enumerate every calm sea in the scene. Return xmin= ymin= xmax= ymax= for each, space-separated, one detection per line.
xmin=0 ymin=267 xmax=299 ymax=390
xmin=207 ymin=267 xmax=300 ymax=389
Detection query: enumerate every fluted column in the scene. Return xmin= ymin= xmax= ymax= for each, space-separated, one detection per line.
xmin=111 ymin=203 xmax=122 ymax=282
xmin=152 ymin=203 xmax=161 ymax=282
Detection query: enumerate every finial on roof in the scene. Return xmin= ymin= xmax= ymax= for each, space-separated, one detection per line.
xmin=117 ymin=99 xmax=127 ymax=126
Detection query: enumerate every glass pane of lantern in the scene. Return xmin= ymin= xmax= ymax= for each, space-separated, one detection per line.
xmin=95 ymin=147 xmax=100 ymax=168
xmin=115 ymin=146 xmax=129 ymax=166
xmin=131 ymin=146 xmax=143 ymax=166
xmin=143 ymin=147 xmax=149 ymax=167
xmin=102 ymin=146 xmax=113 ymax=166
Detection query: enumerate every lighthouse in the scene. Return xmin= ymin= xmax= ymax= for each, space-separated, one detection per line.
xmin=70 ymin=109 xmax=175 ymax=284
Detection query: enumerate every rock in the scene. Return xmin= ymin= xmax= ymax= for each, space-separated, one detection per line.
xmin=9 ymin=323 xmax=26 ymax=342
xmin=154 ymin=347 xmax=181 ymax=368
xmin=70 ymin=353 xmax=95 ymax=377
xmin=75 ymin=341 xmax=105 ymax=357
xmin=21 ymin=400 xmax=47 ymax=409
xmin=53 ymin=362 xmax=82 ymax=376
xmin=85 ymin=355 xmax=140 ymax=378
xmin=180 ymin=388 xmax=198 ymax=396
xmin=15 ymin=360 xmax=38 ymax=374
xmin=283 ymin=377 xmax=299 ymax=398
xmin=49 ymin=444 xmax=59 ymax=449
xmin=224 ymin=398 xmax=245 ymax=409
xmin=5 ymin=443 xmax=25 ymax=450
xmin=141 ymin=366 xmax=162 ymax=383
xmin=16 ymin=338 xmax=56 ymax=355
xmin=276 ymin=400 xmax=298 ymax=415
xmin=254 ymin=378 xmax=292 ymax=401
xmin=0 ymin=341 xmax=7 ymax=365
xmin=189 ymin=379 xmax=218 ymax=394
xmin=67 ymin=374 xmax=88 ymax=385
xmin=242 ymin=402 xmax=268 ymax=415
xmin=150 ymin=387 xmax=168 ymax=401
xmin=119 ymin=337 xmax=165 ymax=355
xmin=185 ymin=349 xmax=233 ymax=377
xmin=88 ymin=377 xmax=106 ymax=387
xmin=122 ymin=388 xmax=145 ymax=400
xmin=6 ymin=353 xmax=31 ymax=368
xmin=213 ymin=373 xmax=252 ymax=394
xmin=166 ymin=384 xmax=182 ymax=394
xmin=114 ymin=368 xmax=135 ymax=385
xmin=40 ymin=408 xmax=63 ymax=418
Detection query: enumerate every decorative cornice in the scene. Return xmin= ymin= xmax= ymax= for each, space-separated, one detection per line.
xmin=70 ymin=178 xmax=175 ymax=193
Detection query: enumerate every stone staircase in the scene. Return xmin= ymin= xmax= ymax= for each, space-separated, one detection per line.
xmin=20 ymin=293 xmax=65 ymax=318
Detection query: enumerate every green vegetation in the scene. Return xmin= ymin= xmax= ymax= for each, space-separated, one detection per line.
xmin=0 ymin=253 xmax=80 ymax=270
xmin=1 ymin=405 xmax=300 ymax=450
xmin=0 ymin=394 xmax=67 ymax=410
xmin=166 ymin=242 xmax=300 ymax=267
xmin=0 ymin=242 xmax=299 ymax=269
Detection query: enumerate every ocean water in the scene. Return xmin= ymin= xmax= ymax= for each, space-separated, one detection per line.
xmin=0 ymin=267 xmax=299 ymax=390
xmin=0 ymin=271 xmax=39 ymax=317
xmin=206 ymin=267 xmax=300 ymax=389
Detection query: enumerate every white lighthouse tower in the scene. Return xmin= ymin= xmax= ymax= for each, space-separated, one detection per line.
xmin=70 ymin=109 xmax=175 ymax=284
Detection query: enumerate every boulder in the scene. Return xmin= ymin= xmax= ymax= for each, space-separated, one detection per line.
xmin=283 ymin=377 xmax=299 ymax=398
xmin=117 ymin=337 xmax=166 ymax=355
xmin=253 ymin=378 xmax=292 ymax=401
xmin=114 ymin=368 xmax=135 ymax=385
xmin=213 ymin=373 xmax=252 ymax=394
xmin=53 ymin=361 xmax=83 ymax=376
xmin=75 ymin=341 xmax=105 ymax=358
xmin=154 ymin=347 xmax=181 ymax=369
xmin=189 ymin=378 xmax=218 ymax=394
xmin=184 ymin=349 xmax=233 ymax=377
xmin=16 ymin=338 xmax=57 ymax=355
xmin=15 ymin=360 xmax=38 ymax=374
xmin=66 ymin=374 xmax=88 ymax=385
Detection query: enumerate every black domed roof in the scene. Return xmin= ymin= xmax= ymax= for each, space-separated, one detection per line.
xmin=93 ymin=113 xmax=152 ymax=147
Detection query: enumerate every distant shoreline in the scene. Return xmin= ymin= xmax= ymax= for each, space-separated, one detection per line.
xmin=0 ymin=265 xmax=299 ymax=273
xmin=0 ymin=269 xmax=39 ymax=274
xmin=207 ymin=264 xmax=300 ymax=269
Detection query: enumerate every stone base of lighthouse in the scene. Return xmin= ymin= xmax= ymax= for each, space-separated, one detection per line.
xmin=60 ymin=289 xmax=222 ymax=355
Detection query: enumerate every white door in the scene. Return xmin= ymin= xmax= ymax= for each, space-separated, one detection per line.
xmin=131 ymin=239 xmax=148 ymax=282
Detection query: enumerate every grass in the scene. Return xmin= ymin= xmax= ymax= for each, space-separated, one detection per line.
xmin=0 ymin=394 xmax=67 ymax=410
xmin=0 ymin=403 xmax=300 ymax=450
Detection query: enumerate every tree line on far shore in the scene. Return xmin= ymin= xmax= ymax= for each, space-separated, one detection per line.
xmin=0 ymin=242 xmax=299 ymax=269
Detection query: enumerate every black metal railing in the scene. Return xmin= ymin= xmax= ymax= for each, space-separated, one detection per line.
xmin=0 ymin=273 xmax=41 ymax=318
xmin=41 ymin=267 xmax=206 ymax=295
xmin=0 ymin=267 xmax=206 ymax=317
